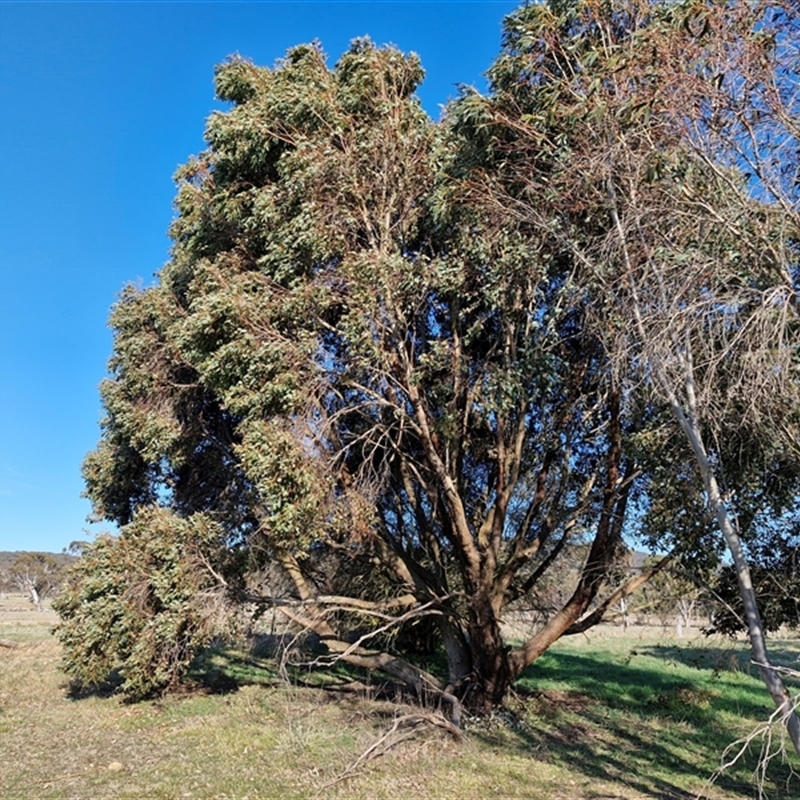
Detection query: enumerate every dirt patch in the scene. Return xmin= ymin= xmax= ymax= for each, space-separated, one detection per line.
xmin=547 ymin=721 xmax=594 ymax=745
xmin=518 ymin=688 xmax=593 ymax=718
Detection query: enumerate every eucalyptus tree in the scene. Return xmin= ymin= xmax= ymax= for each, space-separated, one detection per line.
xmin=453 ymin=0 xmax=800 ymax=750
xmin=8 ymin=552 xmax=61 ymax=611
xmin=57 ymin=39 xmax=650 ymax=710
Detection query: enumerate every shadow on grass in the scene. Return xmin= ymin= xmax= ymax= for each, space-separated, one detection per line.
xmin=503 ymin=648 xmax=799 ymax=798
xmin=639 ymin=641 xmax=800 ymax=687
xmin=60 ymin=632 xmax=800 ymax=797
xmin=65 ymin=668 xmax=124 ymax=700
xmin=64 ymin=638 xmax=282 ymax=702
xmin=520 ymin=649 xmax=772 ymax=720
xmin=469 ymin=716 xmax=700 ymax=800
xmin=188 ymin=640 xmax=282 ymax=694
xmin=190 ymin=635 xmax=390 ymax=697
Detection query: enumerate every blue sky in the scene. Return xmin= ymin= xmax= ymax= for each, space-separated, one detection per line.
xmin=0 ymin=1 xmax=519 ymax=553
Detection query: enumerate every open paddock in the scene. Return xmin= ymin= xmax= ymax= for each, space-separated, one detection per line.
xmin=1 ymin=595 xmax=798 ymax=799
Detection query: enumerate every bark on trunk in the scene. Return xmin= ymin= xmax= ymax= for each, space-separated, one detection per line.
xmin=669 ymin=393 xmax=800 ymax=759
xmin=510 ymin=392 xmax=628 ymax=677
xmin=465 ymin=595 xmax=511 ymax=713
xmin=706 ymin=471 xmax=800 ymax=758
xmin=439 ymin=614 xmax=471 ymax=687
xmin=609 ymin=178 xmax=800 ymax=756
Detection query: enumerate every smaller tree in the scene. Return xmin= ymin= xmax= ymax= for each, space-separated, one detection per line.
xmin=457 ymin=0 xmax=800 ymax=750
xmin=634 ymin=559 xmax=707 ymax=635
xmin=9 ymin=552 xmax=61 ymax=610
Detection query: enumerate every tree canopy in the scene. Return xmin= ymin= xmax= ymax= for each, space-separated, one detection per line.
xmin=57 ymin=0 xmax=800 ymax=730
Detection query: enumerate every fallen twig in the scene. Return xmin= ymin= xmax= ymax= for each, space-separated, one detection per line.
xmin=316 ymin=710 xmax=462 ymax=794
xmin=702 ymin=688 xmax=800 ymax=799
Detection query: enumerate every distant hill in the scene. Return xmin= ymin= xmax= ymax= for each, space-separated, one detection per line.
xmin=0 ymin=550 xmax=75 ymax=567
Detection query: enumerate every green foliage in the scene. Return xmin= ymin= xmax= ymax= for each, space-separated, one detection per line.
xmin=63 ymin=2 xmax=800 ymax=715
xmin=53 ymin=508 xmax=229 ymax=699
xmin=67 ymin=29 xmax=646 ymax=708
xmin=710 ymin=524 xmax=800 ymax=636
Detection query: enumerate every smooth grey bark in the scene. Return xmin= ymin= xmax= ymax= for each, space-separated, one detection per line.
xmin=609 ymin=186 xmax=800 ymax=759
xmin=666 ymin=385 xmax=800 ymax=758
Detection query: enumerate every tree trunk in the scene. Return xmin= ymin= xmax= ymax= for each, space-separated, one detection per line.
xmin=465 ymin=594 xmax=511 ymax=714
xmin=619 ymin=209 xmax=800 ymax=756
xmin=509 ymin=400 xmax=629 ymax=677
xmin=439 ymin=614 xmax=471 ymax=687
xmin=25 ymin=581 xmax=42 ymax=612
xmin=706 ymin=477 xmax=800 ymax=758
xmin=670 ymin=394 xmax=800 ymax=759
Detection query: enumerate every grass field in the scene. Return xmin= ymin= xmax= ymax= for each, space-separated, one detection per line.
xmin=1 ymin=593 xmax=799 ymax=799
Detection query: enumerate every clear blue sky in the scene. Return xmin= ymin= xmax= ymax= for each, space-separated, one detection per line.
xmin=0 ymin=1 xmax=519 ymax=553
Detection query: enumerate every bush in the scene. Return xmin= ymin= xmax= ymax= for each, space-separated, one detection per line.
xmin=53 ymin=507 xmax=229 ymax=700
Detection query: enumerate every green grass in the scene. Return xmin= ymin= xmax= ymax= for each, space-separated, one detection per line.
xmin=509 ymin=634 xmax=799 ymax=799
xmin=1 ymin=598 xmax=799 ymax=799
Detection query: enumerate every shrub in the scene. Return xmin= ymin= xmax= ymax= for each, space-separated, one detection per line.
xmin=53 ymin=507 xmax=229 ymax=699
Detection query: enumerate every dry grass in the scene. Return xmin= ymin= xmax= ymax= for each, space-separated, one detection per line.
xmin=0 ymin=592 xmax=59 ymax=642
xmin=1 ymin=595 xmax=798 ymax=799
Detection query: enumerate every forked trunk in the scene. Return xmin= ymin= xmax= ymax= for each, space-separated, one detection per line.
xmin=28 ymin=583 xmax=42 ymax=612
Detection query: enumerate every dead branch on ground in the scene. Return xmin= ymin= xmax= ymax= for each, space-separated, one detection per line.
xmin=316 ymin=710 xmax=462 ymax=794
